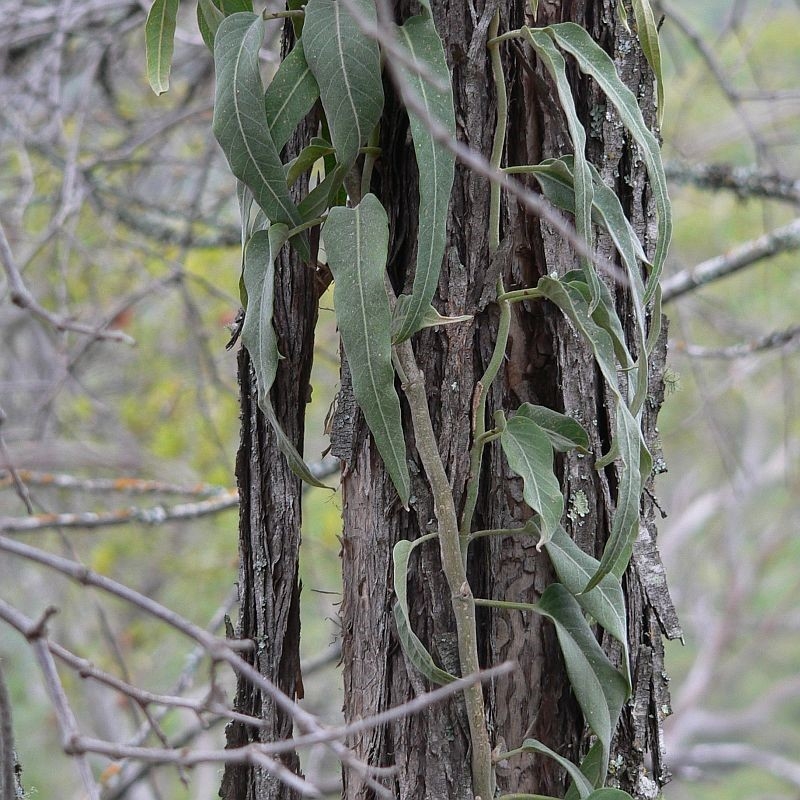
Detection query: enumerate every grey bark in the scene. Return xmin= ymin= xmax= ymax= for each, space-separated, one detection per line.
xmin=337 ymin=1 xmax=680 ymax=799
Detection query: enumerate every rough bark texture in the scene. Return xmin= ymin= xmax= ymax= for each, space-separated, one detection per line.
xmin=220 ymin=31 xmax=319 ymax=796
xmin=336 ymin=1 xmax=680 ymax=799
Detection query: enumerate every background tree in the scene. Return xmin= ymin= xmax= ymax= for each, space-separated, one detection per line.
xmin=0 ymin=1 xmax=798 ymax=799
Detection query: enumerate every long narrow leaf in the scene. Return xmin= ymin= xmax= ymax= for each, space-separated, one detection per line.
xmin=212 ymin=13 xmax=308 ymax=259
xmin=240 ymin=226 xmax=328 ymax=489
xmin=303 ymin=0 xmax=384 ymax=169
xmin=524 ymin=28 xmax=599 ymax=308
xmin=393 ymin=537 xmax=456 ymax=684
xmin=391 ymin=14 xmax=456 ymax=342
xmin=500 ymin=414 xmax=564 ymax=546
xmin=145 ymin=0 xmax=179 ymax=96
xmin=323 ymin=194 xmax=411 ymax=506
xmin=516 ymin=739 xmax=594 ymax=799
xmin=543 ymin=525 xmax=630 ymax=688
xmin=631 ymin=0 xmax=665 ymax=127
xmin=264 ymin=39 xmax=320 ymax=153
xmin=535 ymin=584 xmax=629 ymax=775
xmin=543 ymin=22 xmax=671 ymax=294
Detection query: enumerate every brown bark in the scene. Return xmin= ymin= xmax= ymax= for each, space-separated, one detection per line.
xmin=337 ymin=1 xmax=680 ymax=799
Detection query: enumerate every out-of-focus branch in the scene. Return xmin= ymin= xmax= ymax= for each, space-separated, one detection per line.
xmin=671 ymin=743 xmax=800 ymax=789
xmin=662 ymin=217 xmax=800 ymax=302
xmin=0 ymin=490 xmax=240 ymax=533
xmin=674 ymin=325 xmax=800 ymax=358
xmin=0 ymin=221 xmax=134 ymax=344
xmin=665 ymin=161 xmax=800 ymax=206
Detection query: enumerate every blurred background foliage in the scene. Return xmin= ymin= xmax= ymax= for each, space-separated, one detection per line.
xmin=0 ymin=0 xmax=798 ymax=798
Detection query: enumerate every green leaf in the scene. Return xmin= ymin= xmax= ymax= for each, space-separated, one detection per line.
xmin=583 ymin=407 xmax=644 ymax=592
xmin=616 ymin=1 xmax=630 ymax=33
xmin=535 ymin=584 xmax=629 ymax=775
xmin=500 ymin=414 xmax=564 ymax=546
xmin=542 ymin=22 xmax=671 ymax=294
xmin=303 ymin=0 xmax=384 ymax=170
xmin=515 ymin=739 xmax=594 ymax=800
xmin=391 ymin=14 xmax=456 ymax=342
xmin=543 ymin=525 xmax=630 ymax=688
xmin=241 ymin=226 xmax=289 ymax=406
xmin=523 ymin=28 xmax=598 ymax=308
xmin=212 ymin=13 xmax=309 ymax=259
xmin=298 ymin=170 xmax=344 ymax=219
xmin=586 ymin=791 xmax=634 ymax=800
xmin=393 ymin=302 xmax=471 ymax=340
xmin=393 ymin=537 xmax=456 ymax=685
xmin=197 ymin=0 xmax=225 ymax=50
xmin=631 ymin=0 xmax=665 ymax=127
xmin=145 ymin=0 xmax=179 ymax=96
xmin=264 ymin=39 xmax=321 ymax=153
xmin=240 ymin=226 xmax=329 ymax=489
xmin=515 ymin=403 xmax=590 ymax=453
xmin=285 ymin=138 xmax=334 ymax=186
xmin=323 ymin=194 xmax=411 ymax=506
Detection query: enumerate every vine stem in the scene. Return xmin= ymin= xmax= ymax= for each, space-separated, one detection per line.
xmin=392 ymin=341 xmax=493 ymax=800
xmin=459 ymin=11 xmax=511 ymax=544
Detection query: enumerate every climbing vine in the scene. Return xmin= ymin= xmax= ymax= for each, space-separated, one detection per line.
xmin=146 ymin=1 xmax=669 ymax=798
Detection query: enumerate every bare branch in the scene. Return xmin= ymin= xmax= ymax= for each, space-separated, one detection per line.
xmin=665 ymin=160 xmax=800 ymax=206
xmin=662 ymin=217 xmax=800 ymax=302
xmin=674 ymin=325 xmax=800 ymax=358
xmin=0 ymin=221 xmax=135 ymax=345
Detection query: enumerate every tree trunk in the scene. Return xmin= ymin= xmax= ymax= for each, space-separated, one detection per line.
xmin=337 ymin=1 xmax=681 ymax=799
xmin=221 ymin=32 xmax=319 ymax=793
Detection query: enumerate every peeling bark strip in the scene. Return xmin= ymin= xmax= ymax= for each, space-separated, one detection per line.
xmin=339 ymin=1 xmax=677 ymax=798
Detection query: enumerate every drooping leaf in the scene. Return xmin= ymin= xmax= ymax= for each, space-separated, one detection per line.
xmin=323 ymin=194 xmax=411 ymax=506
xmin=212 ymin=13 xmax=308 ymax=259
xmin=264 ymin=39 xmax=321 ymax=153
xmin=542 ymin=22 xmax=671 ymax=294
xmin=537 ymin=276 xmax=619 ymax=395
xmin=303 ymin=0 xmax=384 ymax=169
xmin=543 ymin=525 xmax=630 ymax=688
xmin=393 ymin=537 xmax=456 ymax=685
xmin=516 ymin=403 xmax=590 ymax=453
xmin=241 ymin=226 xmax=289 ymax=405
xmin=391 ymin=14 xmax=456 ymax=342
xmin=145 ymin=0 xmax=179 ymax=95
xmin=500 ymin=414 xmax=564 ymax=546
xmin=298 ymin=170 xmax=343 ymax=219
xmin=240 ymin=226 xmax=329 ymax=489
xmin=263 ymin=395 xmax=331 ymax=489
xmin=616 ymin=1 xmax=630 ymax=33
xmin=535 ymin=584 xmax=629 ymax=775
xmin=523 ymin=28 xmax=598 ymax=308
xmin=583 ymin=407 xmax=645 ymax=591
xmin=631 ymin=0 xmax=665 ymax=127
xmin=197 ymin=0 xmax=224 ymax=50
xmin=284 ymin=138 xmax=334 ymax=186
xmin=516 ymin=739 xmax=594 ymax=800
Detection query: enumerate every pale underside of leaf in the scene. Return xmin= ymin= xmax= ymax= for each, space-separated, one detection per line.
xmin=391 ymin=14 xmax=456 ymax=342
xmin=212 ymin=13 xmax=308 ymax=258
xmin=323 ymin=194 xmax=411 ymax=506
xmin=631 ymin=0 xmax=665 ymax=127
xmin=393 ymin=537 xmax=456 ymax=685
xmin=145 ymin=0 xmax=179 ymax=96
xmin=516 ymin=402 xmax=590 ymax=453
xmin=302 ymin=0 xmax=384 ymax=170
